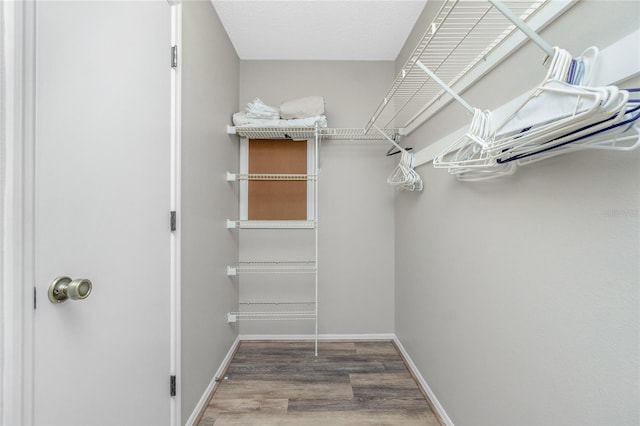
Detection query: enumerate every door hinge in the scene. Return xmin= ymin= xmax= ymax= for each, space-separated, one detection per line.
xmin=34 ymin=286 xmax=37 ymax=310
xmin=170 ymin=211 xmax=177 ymax=232
xmin=171 ymin=45 xmax=178 ymax=68
xmin=170 ymin=375 xmax=177 ymax=396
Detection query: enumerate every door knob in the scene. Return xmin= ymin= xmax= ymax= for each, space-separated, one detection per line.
xmin=48 ymin=276 xmax=92 ymax=304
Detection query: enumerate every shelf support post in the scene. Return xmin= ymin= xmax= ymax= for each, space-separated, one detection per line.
xmin=488 ymin=0 xmax=554 ymax=57
xmin=414 ymin=60 xmax=475 ymax=115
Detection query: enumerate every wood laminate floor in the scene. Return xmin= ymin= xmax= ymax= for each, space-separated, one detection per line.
xmin=197 ymin=340 xmax=441 ymax=426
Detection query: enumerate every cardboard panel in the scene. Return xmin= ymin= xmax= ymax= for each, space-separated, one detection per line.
xmin=248 ymin=139 xmax=307 ymax=220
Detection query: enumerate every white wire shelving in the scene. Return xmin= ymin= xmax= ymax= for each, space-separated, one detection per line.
xmin=226 ymin=128 xmax=321 ymax=355
xmin=227 ymin=261 xmax=317 ymax=276
xmin=226 ymin=219 xmax=316 ymax=229
xmin=227 ymin=125 xmax=402 ymax=142
xmin=226 ymin=172 xmax=317 ymax=181
xmin=365 ymin=0 xmax=553 ymax=134
xmin=227 ymin=302 xmax=317 ymax=323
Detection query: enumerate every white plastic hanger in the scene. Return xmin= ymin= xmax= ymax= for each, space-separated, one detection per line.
xmin=488 ymin=80 xmax=633 ymax=163
xmin=433 ymin=109 xmax=517 ymax=181
xmin=430 ymin=0 xmax=638 ymax=180
xmin=374 ymin=125 xmax=423 ymax=191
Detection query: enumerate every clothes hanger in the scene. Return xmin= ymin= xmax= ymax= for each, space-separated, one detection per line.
xmin=388 ymin=150 xmax=423 ymax=190
xmin=486 ymin=1 xmax=634 ymax=161
xmin=487 ymin=0 xmax=638 ymax=164
xmin=499 ymin=96 xmax=640 ymax=164
xmin=374 ymin=125 xmax=423 ymax=191
xmin=487 ymin=80 xmax=614 ymax=158
xmin=411 ymin=60 xmax=516 ymax=180
xmin=441 ymin=0 xmax=638 ymax=173
xmin=416 ymin=56 xmax=516 ymax=180
xmin=498 ymin=93 xmax=640 ymax=164
xmin=491 ymin=85 xmax=633 ymax=162
xmin=433 ymin=109 xmax=517 ymax=181
xmin=514 ymin=126 xmax=640 ymax=166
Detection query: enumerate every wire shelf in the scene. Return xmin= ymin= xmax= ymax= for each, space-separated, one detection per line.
xmin=232 ymin=127 xmax=318 ymax=140
xmin=229 ymin=126 xmax=402 ymax=141
xmin=227 ymin=302 xmax=317 ymax=322
xmin=227 ymin=172 xmax=317 ymax=181
xmin=366 ymin=0 xmax=550 ymax=131
xmin=226 ymin=220 xmax=316 ymax=229
xmin=227 ymin=261 xmax=317 ymax=276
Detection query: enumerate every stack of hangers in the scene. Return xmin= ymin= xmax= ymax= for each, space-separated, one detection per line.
xmin=434 ymin=47 xmax=640 ymax=181
xmin=373 ymin=124 xmax=423 ymax=191
xmin=388 ymin=149 xmax=423 ymax=191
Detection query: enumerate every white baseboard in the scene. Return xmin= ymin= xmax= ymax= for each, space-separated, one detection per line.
xmin=239 ymin=333 xmax=396 ymax=341
xmin=185 ymin=334 xmax=453 ymax=426
xmin=185 ymin=336 xmax=240 ymax=426
xmin=392 ymin=336 xmax=454 ymax=426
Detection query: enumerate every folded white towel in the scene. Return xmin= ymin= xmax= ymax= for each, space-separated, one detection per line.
xmin=233 ymin=111 xmax=327 ymax=128
xmin=280 ymin=96 xmax=325 ymax=120
xmin=245 ymin=98 xmax=280 ymax=120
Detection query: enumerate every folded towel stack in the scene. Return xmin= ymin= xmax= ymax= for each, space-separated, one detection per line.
xmin=232 ymin=96 xmax=327 ymax=128
xmin=232 ymin=112 xmax=328 ymax=128
xmin=245 ymin=98 xmax=280 ymax=120
xmin=280 ymin=96 xmax=325 ymax=120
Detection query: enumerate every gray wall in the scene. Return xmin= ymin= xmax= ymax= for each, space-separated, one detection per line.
xmin=238 ymin=61 xmax=396 ymax=335
xmin=395 ymin=1 xmax=640 ymax=424
xmin=180 ymin=1 xmax=239 ymax=422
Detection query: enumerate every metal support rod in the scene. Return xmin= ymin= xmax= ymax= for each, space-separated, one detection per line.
xmin=313 ymin=124 xmax=319 ymax=357
xmin=488 ymin=0 xmax=554 ymax=57
xmin=373 ymin=125 xmax=405 ymax=153
xmin=415 ymin=60 xmax=475 ymax=114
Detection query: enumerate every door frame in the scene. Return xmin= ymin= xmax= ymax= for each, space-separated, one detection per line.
xmin=169 ymin=1 xmax=183 ymax=425
xmin=1 ymin=0 xmax=36 ymax=424
xmin=1 ymin=1 xmax=181 ymax=424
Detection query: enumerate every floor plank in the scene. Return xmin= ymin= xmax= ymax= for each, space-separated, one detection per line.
xmin=212 ymin=410 xmax=439 ymax=426
xmin=213 ymin=378 xmax=355 ymax=400
xmin=198 ymin=340 xmax=440 ymax=426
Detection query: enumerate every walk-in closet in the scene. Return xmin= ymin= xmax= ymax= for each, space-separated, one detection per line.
xmin=3 ymin=0 xmax=638 ymax=425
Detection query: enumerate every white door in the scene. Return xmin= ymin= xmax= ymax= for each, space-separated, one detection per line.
xmin=33 ymin=1 xmax=172 ymax=425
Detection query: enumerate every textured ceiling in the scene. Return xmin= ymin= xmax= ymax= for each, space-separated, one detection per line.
xmin=211 ymin=0 xmax=428 ymax=61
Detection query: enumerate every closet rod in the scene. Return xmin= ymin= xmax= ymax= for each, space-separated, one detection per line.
xmin=488 ymin=0 xmax=554 ymax=57
xmin=414 ymin=60 xmax=475 ymax=115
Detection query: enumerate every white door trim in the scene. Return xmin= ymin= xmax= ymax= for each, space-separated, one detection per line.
xmin=170 ymin=2 xmax=183 ymax=425
xmin=1 ymin=0 xmax=36 ymax=424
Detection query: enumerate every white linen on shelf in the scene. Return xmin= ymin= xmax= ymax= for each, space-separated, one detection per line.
xmin=244 ymin=98 xmax=280 ymax=120
xmin=232 ymin=111 xmax=328 ymax=128
xmin=279 ymin=96 xmax=325 ymax=120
